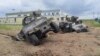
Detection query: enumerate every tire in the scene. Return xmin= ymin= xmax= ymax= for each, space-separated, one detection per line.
xmin=68 ymin=23 xmax=73 ymax=32
xmin=62 ymin=25 xmax=69 ymax=33
xmin=82 ymin=29 xmax=88 ymax=32
xmin=62 ymin=28 xmax=68 ymax=33
xmin=59 ymin=22 xmax=65 ymax=29
xmin=50 ymin=22 xmax=59 ymax=33
xmin=76 ymin=30 xmax=80 ymax=33
xmin=22 ymin=16 xmax=32 ymax=26
xmin=62 ymin=23 xmax=73 ymax=33
xmin=29 ymin=34 xmax=40 ymax=46
xmin=42 ymin=33 xmax=47 ymax=39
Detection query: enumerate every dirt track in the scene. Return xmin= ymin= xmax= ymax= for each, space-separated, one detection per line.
xmin=0 ymin=27 xmax=100 ymax=56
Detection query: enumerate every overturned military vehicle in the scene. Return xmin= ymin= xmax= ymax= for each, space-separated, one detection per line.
xmin=16 ymin=11 xmax=59 ymax=46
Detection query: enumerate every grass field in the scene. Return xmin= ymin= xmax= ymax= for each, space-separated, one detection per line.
xmin=0 ymin=24 xmax=22 ymax=30
xmin=83 ymin=20 xmax=100 ymax=27
xmin=0 ymin=20 xmax=100 ymax=30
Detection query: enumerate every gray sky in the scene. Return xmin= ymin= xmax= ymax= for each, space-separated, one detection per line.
xmin=0 ymin=0 xmax=100 ymax=19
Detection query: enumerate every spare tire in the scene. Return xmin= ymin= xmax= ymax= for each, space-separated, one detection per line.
xmin=22 ymin=16 xmax=32 ymax=26
xmin=50 ymin=22 xmax=59 ymax=33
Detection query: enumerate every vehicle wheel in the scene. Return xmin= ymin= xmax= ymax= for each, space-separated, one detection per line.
xmin=62 ymin=26 xmax=69 ymax=33
xmin=76 ymin=30 xmax=80 ymax=33
xmin=69 ymin=23 xmax=73 ymax=32
xmin=59 ymin=22 xmax=65 ymax=29
xmin=82 ymin=29 xmax=88 ymax=32
xmin=29 ymin=34 xmax=40 ymax=46
xmin=50 ymin=22 xmax=59 ymax=33
xmin=42 ymin=33 xmax=47 ymax=39
xmin=62 ymin=28 xmax=68 ymax=33
xmin=63 ymin=23 xmax=73 ymax=33
xmin=22 ymin=16 xmax=32 ymax=26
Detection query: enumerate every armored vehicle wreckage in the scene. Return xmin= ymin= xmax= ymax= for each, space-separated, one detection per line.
xmin=59 ymin=16 xmax=88 ymax=33
xmin=16 ymin=11 xmax=59 ymax=46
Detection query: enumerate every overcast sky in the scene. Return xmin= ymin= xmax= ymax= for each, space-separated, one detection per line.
xmin=0 ymin=0 xmax=100 ymax=19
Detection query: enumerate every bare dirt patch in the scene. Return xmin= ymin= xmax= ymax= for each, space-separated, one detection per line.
xmin=0 ymin=27 xmax=100 ymax=56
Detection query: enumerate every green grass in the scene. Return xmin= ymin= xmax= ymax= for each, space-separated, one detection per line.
xmin=0 ymin=24 xmax=22 ymax=30
xmin=0 ymin=20 xmax=100 ymax=30
xmin=83 ymin=20 xmax=100 ymax=27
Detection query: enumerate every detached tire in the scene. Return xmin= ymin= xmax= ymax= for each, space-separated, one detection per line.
xmin=29 ymin=34 xmax=40 ymax=46
xmin=22 ymin=16 xmax=32 ymax=26
xmin=50 ymin=22 xmax=59 ymax=33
